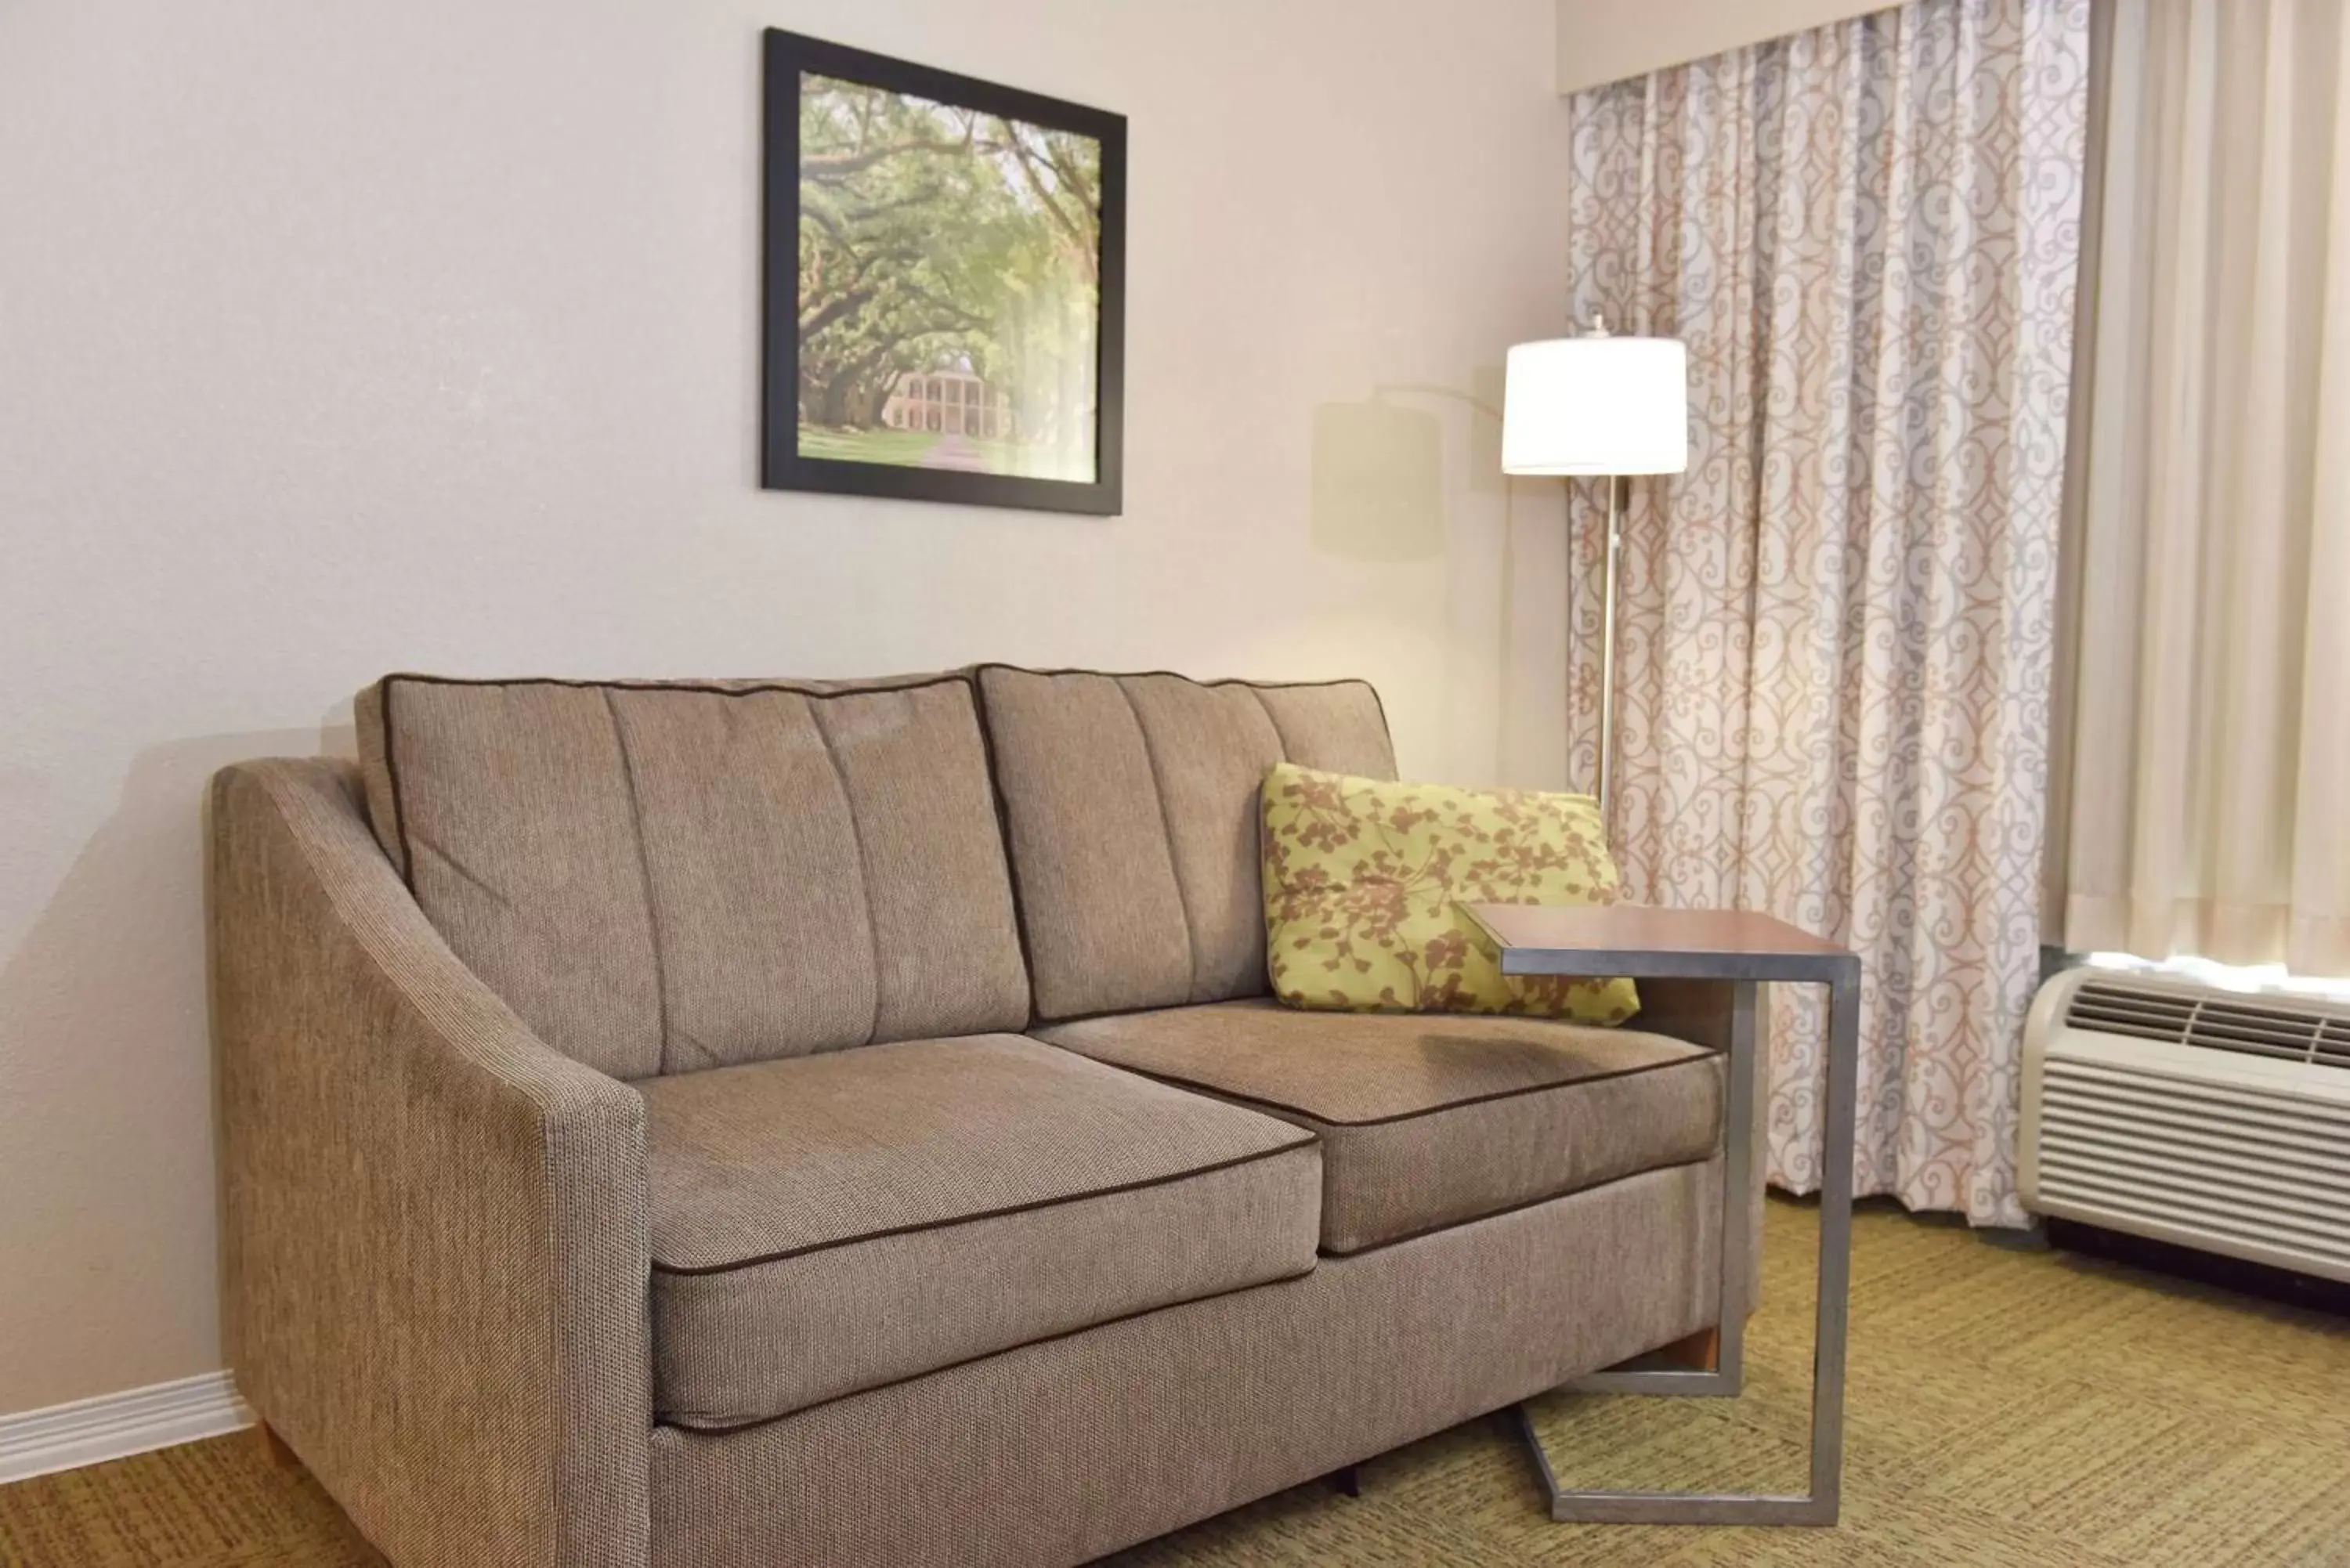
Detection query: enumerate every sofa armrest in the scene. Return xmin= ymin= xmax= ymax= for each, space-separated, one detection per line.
xmin=210 ymin=759 xmax=650 ymax=1568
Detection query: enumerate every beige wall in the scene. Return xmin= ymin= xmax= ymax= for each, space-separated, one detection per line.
xmin=0 ymin=0 xmax=1579 ymax=1416
xmin=1556 ymin=0 xmax=1894 ymax=92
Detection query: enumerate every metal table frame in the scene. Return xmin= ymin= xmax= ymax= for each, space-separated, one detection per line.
xmin=1462 ymin=907 xmax=1861 ymax=1527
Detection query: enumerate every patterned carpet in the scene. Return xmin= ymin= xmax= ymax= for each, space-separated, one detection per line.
xmin=4 ymin=1198 xmax=2347 ymax=1566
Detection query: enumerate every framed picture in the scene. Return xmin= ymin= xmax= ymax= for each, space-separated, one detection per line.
xmin=761 ymin=30 xmax=1127 ymax=516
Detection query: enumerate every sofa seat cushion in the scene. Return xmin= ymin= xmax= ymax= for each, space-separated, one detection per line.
xmin=1034 ymin=1001 xmax=1721 ymax=1255
xmin=641 ymin=1034 xmax=1321 ymax=1430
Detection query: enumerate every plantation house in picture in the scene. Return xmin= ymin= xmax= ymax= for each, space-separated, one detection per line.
xmin=883 ymin=360 xmax=1013 ymax=448
xmin=795 ymin=70 xmax=1102 ymax=482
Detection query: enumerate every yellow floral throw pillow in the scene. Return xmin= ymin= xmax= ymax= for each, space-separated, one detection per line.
xmin=1260 ymin=763 xmax=1640 ymax=1024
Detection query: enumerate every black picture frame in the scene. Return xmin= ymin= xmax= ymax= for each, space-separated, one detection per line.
xmin=761 ymin=29 xmax=1127 ymax=516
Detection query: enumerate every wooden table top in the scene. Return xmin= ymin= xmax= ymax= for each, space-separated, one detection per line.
xmin=1457 ymin=902 xmax=1856 ymax=982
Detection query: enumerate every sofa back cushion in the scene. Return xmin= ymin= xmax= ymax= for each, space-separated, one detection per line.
xmin=355 ymin=674 xmax=1030 ymax=1079
xmin=974 ymin=665 xmax=1397 ymax=1021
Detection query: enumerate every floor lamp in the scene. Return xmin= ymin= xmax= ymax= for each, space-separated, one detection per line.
xmin=1501 ymin=320 xmax=1690 ymax=825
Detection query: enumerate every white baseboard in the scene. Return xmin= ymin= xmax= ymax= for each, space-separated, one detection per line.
xmin=0 ymin=1372 xmax=252 ymax=1486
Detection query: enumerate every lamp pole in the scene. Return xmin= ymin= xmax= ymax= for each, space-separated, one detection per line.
xmin=1595 ymin=468 xmax=1622 ymax=824
xmin=1500 ymin=317 xmax=1687 ymax=833
xmin=1581 ymin=312 xmax=1621 ymax=826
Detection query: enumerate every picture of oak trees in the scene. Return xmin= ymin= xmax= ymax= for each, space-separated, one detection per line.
xmin=796 ymin=71 xmax=1103 ymax=482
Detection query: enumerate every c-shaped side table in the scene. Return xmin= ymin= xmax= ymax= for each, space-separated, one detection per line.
xmin=1458 ymin=903 xmax=1861 ymax=1527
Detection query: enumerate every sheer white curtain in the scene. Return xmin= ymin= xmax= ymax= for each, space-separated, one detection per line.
xmin=1567 ymin=0 xmax=2093 ymax=1225
xmin=2052 ymin=0 xmax=2350 ymax=980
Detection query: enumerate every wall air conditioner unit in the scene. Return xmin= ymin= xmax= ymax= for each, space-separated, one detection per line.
xmin=2019 ymin=968 xmax=2350 ymax=1283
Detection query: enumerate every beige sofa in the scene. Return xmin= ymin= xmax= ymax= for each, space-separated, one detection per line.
xmin=209 ymin=664 xmax=1749 ymax=1568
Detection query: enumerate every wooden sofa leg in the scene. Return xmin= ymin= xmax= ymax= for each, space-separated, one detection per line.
xmin=254 ymin=1421 xmax=298 ymax=1470
xmin=1656 ymin=1327 xmax=1721 ymax=1372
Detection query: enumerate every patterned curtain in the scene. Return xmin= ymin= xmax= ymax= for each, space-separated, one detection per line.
xmin=1564 ymin=0 xmax=2093 ymax=1225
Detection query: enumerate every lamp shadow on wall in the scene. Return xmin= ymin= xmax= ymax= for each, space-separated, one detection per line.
xmin=1311 ymin=368 xmax=1534 ymax=781
xmin=1308 ymin=401 xmax=1444 ymax=562
xmin=1307 ymin=370 xmax=1506 ymax=562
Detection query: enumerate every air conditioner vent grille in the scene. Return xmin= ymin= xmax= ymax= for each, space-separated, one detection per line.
xmin=2066 ymin=980 xmax=2350 ymax=1071
xmin=2066 ymin=982 xmax=2196 ymax=1042
xmin=2030 ymin=1057 xmax=2350 ymax=1277
xmin=2030 ymin=971 xmax=2350 ymax=1284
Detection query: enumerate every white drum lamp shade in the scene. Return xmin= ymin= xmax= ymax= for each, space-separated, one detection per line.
xmin=1502 ymin=335 xmax=1690 ymax=475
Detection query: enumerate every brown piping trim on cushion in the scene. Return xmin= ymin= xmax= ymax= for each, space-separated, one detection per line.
xmin=1039 ymin=1039 xmax=1719 ymax=1129
xmin=1317 ymin=1153 xmax=1720 ymax=1259
xmin=650 ymin=1134 xmax=1319 ymax=1277
xmin=378 ymin=670 xmax=977 ymax=699
xmin=657 ymin=1263 xmax=1321 ymax=1436
xmin=969 ymin=662 xmax=1387 ymax=703
xmin=1018 ymin=998 xmax=1249 ymax=1031
xmin=964 ymin=663 xmax=1382 ymax=761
